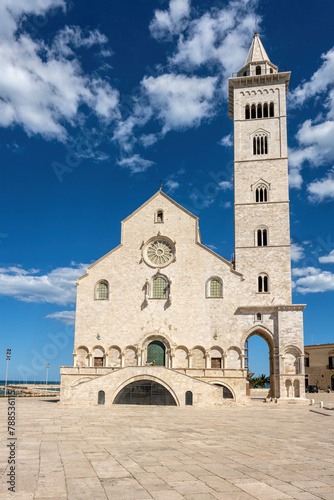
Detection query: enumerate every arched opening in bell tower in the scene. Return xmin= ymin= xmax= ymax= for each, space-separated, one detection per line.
xmin=245 ymin=329 xmax=274 ymax=398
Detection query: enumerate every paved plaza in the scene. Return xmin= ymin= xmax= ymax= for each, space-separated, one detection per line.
xmin=0 ymin=396 xmax=334 ymax=500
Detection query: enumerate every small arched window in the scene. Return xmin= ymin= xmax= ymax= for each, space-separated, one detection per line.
xmin=98 ymin=390 xmax=105 ymax=405
xmin=269 ymin=102 xmax=274 ymax=117
xmin=152 ymin=276 xmax=168 ymax=299
xmin=251 ymin=104 xmax=256 ymax=119
xmin=256 ymin=312 xmax=262 ymax=321
xmin=256 ymin=65 xmax=261 ymax=75
xmin=206 ymin=278 xmax=223 ymax=298
xmin=263 ymin=103 xmax=268 ymax=118
xmin=97 ymin=280 xmax=109 ymax=300
xmin=185 ymin=391 xmax=193 ymax=406
xmin=245 ymin=105 xmax=250 ymax=119
xmin=270 ymin=68 xmax=273 ymax=74
xmin=255 ymin=185 xmax=268 ymax=203
xmin=155 ymin=210 xmax=164 ymax=223
xmin=257 ymin=228 xmax=268 ymax=246
xmin=258 ymin=273 xmax=269 ymax=293
xmin=257 ymin=103 xmax=262 ymax=119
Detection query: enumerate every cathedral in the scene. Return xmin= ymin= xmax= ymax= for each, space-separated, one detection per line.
xmin=60 ymin=34 xmax=307 ymax=406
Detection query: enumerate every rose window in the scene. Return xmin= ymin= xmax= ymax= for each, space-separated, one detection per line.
xmin=146 ymin=240 xmax=174 ymax=267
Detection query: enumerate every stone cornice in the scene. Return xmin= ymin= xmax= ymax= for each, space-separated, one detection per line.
xmin=237 ymin=304 xmax=306 ymax=313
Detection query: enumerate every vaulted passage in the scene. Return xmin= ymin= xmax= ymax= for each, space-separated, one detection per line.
xmin=113 ymin=380 xmax=177 ymax=405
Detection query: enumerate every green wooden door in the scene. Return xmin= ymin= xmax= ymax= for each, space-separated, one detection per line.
xmin=147 ymin=341 xmax=166 ymax=366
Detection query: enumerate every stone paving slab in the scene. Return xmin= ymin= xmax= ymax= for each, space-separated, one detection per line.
xmin=0 ymin=396 xmax=334 ymax=499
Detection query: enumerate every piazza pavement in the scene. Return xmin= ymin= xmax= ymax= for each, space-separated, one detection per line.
xmin=0 ymin=394 xmax=334 ymax=500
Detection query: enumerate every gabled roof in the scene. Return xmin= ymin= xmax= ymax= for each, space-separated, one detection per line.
xmin=244 ymin=32 xmax=270 ymax=65
xmin=122 ymin=190 xmax=199 ymax=223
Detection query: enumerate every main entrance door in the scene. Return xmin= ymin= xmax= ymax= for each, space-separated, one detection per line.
xmin=147 ymin=341 xmax=166 ymax=366
xmin=113 ymin=380 xmax=177 ymax=405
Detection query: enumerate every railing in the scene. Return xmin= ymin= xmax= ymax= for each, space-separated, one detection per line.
xmin=232 ymin=67 xmax=287 ymax=77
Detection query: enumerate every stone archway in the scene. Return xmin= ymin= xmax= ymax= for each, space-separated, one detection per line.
xmin=113 ymin=379 xmax=177 ymax=406
xmin=147 ymin=341 xmax=166 ymax=366
xmin=243 ymin=326 xmax=275 ymax=398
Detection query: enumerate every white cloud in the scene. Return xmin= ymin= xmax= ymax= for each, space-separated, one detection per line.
xmin=142 ymin=73 xmax=217 ymax=134
xmin=293 ymin=267 xmax=334 ymax=294
xmin=319 ymin=250 xmax=334 ymax=264
xmin=290 ymin=242 xmax=305 ymax=262
xmin=169 ymin=0 xmax=258 ymax=77
xmin=117 ymin=154 xmax=155 ymax=174
xmin=150 ymin=0 xmax=190 ymax=40
xmin=219 ymin=133 xmax=233 ymax=147
xmin=0 ymin=263 xmax=88 ymax=305
xmin=307 ymin=167 xmax=334 ymax=203
xmin=45 ymin=310 xmax=76 ymax=325
xmin=222 ymin=201 xmax=232 ymax=208
xmin=165 ymin=179 xmax=180 ymax=192
xmin=218 ymin=181 xmax=233 ymax=190
xmin=0 ymin=2 xmax=119 ymax=141
xmin=288 ymin=47 xmax=334 ymax=190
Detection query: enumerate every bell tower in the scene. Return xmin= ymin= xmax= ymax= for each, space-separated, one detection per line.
xmin=229 ymin=33 xmax=292 ymax=304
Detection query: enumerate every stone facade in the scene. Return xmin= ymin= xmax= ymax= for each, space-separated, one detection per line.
xmin=60 ymin=34 xmax=307 ymax=406
xmin=304 ymin=344 xmax=334 ymax=391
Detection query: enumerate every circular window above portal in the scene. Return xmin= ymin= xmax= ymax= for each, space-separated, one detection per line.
xmin=143 ymin=237 xmax=175 ymax=268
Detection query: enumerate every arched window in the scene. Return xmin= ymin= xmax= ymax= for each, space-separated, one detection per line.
xmin=152 ymin=276 xmax=168 ymax=299
xmin=206 ymin=278 xmax=223 ymax=298
xmin=258 ymin=273 xmax=269 ymax=293
xmin=245 ymin=105 xmax=250 ymax=119
xmin=256 ymin=312 xmax=262 ymax=321
xmin=251 ymin=104 xmax=256 ymax=119
xmin=263 ymin=103 xmax=268 ymax=117
xmin=96 ymin=280 xmax=109 ymax=300
xmin=269 ymin=102 xmax=274 ymax=117
xmin=98 ymin=390 xmax=105 ymax=405
xmin=155 ymin=210 xmax=164 ymax=223
xmin=255 ymin=185 xmax=268 ymax=203
xmin=256 ymin=65 xmax=261 ymax=75
xmin=185 ymin=391 xmax=193 ymax=406
xmin=257 ymin=227 xmax=268 ymax=246
xmin=253 ymin=134 xmax=268 ymax=155
xmin=257 ymin=103 xmax=262 ymax=119
xmin=270 ymin=68 xmax=273 ymax=74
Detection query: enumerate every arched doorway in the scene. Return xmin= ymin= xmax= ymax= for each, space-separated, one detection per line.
xmin=147 ymin=341 xmax=166 ymax=366
xmin=113 ymin=380 xmax=177 ymax=405
xmin=213 ymin=383 xmax=234 ymax=399
xmin=245 ymin=328 xmax=274 ymax=398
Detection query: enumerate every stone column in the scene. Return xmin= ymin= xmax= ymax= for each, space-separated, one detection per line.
xmin=121 ymin=352 xmax=125 ymax=368
xmin=87 ymin=353 xmax=92 ymax=367
xmin=104 ymin=353 xmax=108 ymax=367
xmin=170 ymin=349 xmax=175 ymax=368
xmin=240 ymin=354 xmax=245 ymax=370
xmin=222 ymin=354 xmax=227 ymax=369
xmin=205 ymin=352 xmax=210 ymax=369
xmin=188 ymin=353 xmax=192 ymax=369
xmin=72 ymin=353 xmax=77 ymax=367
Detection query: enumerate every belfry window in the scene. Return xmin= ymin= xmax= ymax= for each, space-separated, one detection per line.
xmin=257 ymin=104 xmax=262 ymax=118
xmin=263 ymin=103 xmax=268 ymax=117
xmin=245 ymin=105 xmax=250 ymax=119
xmin=258 ymin=274 xmax=269 ymax=293
xmin=270 ymin=102 xmax=274 ymax=117
xmin=251 ymin=105 xmax=256 ymax=119
xmin=255 ymin=185 xmax=268 ymax=203
xmin=257 ymin=228 xmax=268 ymax=246
xmin=152 ymin=276 xmax=168 ymax=299
xmin=256 ymin=65 xmax=261 ymax=75
xmin=253 ymin=134 xmax=268 ymax=155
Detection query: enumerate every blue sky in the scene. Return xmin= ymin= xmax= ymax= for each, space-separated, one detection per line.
xmin=1 ymin=0 xmax=334 ymax=382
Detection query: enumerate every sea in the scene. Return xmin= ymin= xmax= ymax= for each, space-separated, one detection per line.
xmin=0 ymin=380 xmax=60 ymax=396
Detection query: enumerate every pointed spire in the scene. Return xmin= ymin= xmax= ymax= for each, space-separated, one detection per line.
xmin=244 ymin=33 xmax=270 ymax=66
